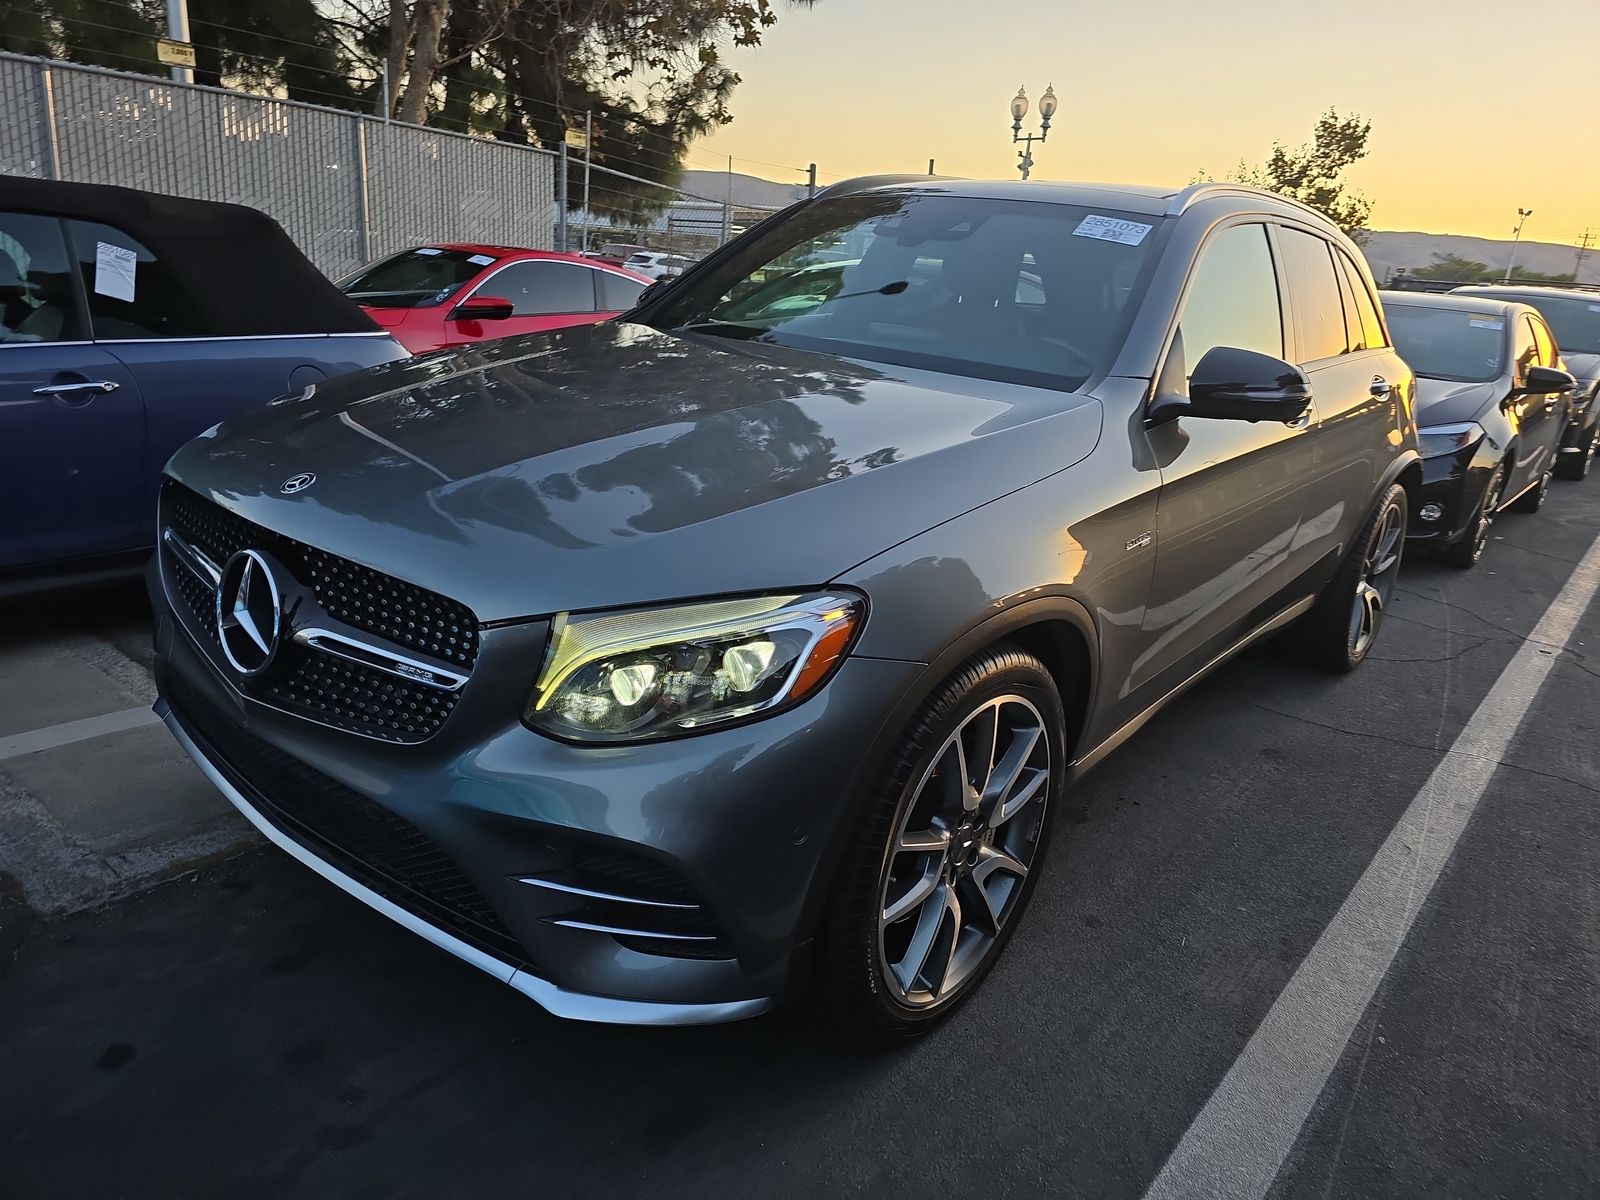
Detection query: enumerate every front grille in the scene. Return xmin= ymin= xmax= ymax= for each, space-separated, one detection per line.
xmin=161 ymin=480 xmax=479 ymax=742
xmin=167 ymin=674 xmax=527 ymax=968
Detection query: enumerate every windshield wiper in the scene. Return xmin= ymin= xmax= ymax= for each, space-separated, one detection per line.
xmin=673 ymin=320 xmax=771 ymax=340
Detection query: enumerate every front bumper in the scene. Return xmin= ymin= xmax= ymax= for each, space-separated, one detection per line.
xmin=1406 ymin=452 xmax=1486 ymax=545
xmin=151 ymin=566 xmax=919 ymax=1026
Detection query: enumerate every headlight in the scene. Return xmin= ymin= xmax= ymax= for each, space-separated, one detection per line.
xmin=525 ymin=591 xmax=864 ymax=743
xmin=1417 ymin=421 xmax=1485 ymax=458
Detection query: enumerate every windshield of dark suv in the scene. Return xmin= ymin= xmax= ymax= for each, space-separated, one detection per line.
xmin=339 ymin=248 xmax=494 ymax=308
xmin=1385 ymin=303 xmax=1506 ymax=383
xmin=647 ymin=193 xmax=1162 ymax=390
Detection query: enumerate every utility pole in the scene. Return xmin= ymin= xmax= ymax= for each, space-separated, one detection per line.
xmin=1502 ymin=207 xmax=1533 ymax=283
xmin=722 ymin=154 xmax=733 ymax=245
xmin=581 ymin=110 xmax=592 ymax=253
xmin=1575 ymin=228 xmax=1595 ymax=280
xmin=807 ymin=163 xmax=817 ymax=198
xmin=928 ymin=159 xmax=935 ymax=176
xmin=556 ymin=138 xmax=569 ymax=253
xmin=164 ymin=0 xmax=193 ymax=84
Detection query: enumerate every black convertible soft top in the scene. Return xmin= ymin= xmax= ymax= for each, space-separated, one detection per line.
xmin=0 ymin=175 xmax=378 ymax=336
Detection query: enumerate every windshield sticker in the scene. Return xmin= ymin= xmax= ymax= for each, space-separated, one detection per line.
xmin=1072 ymin=215 xmax=1152 ymax=246
xmin=468 ymin=254 xmax=496 ymax=266
xmin=415 ymin=247 xmax=443 ymax=256
xmin=94 ymin=241 xmax=137 ymax=302
xmin=1589 ymin=303 xmax=1600 ymax=312
xmin=1468 ymin=318 xmax=1504 ymax=330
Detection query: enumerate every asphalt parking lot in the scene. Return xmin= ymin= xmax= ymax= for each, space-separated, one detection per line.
xmin=2 ymin=486 xmax=1598 ymax=1199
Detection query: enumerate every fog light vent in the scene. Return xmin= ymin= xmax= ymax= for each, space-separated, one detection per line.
xmin=1419 ymin=502 xmax=1444 ymax=522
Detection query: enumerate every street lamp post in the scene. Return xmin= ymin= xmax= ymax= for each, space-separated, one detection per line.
xmin=1502 ymin=207 xmax=1533 ymax=283
xmin=1009 ymin=84 xmax=1058 ymax=180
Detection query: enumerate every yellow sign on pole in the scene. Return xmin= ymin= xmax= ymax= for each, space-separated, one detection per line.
xmin=156 ymin=39 xmax=197 ymax=68
xmin=564 ymin=128 xmax=588 ymax=150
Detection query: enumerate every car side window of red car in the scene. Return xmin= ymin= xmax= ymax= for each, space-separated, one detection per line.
xmin=478 ymin=262 xmax=599 ymax=316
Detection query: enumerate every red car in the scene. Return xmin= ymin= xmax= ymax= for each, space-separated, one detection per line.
xmin=339 ymin=244 xmax=652 ymax=354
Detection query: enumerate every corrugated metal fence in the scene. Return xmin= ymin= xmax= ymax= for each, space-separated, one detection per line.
xmin=0 ymin=52 xmax=558 ymax=278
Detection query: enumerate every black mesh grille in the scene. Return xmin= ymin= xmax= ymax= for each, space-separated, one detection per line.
xmin=167 ymin=674 xmax=528 ymax=967
xmin=161 ymin=480 xmax=479 ymax=742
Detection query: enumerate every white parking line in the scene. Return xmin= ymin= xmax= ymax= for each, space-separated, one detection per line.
xmin=0 ymin=706 xmax=161 ymax=761
xmin=1142 ymin=529 xmax=1600 ymax=1200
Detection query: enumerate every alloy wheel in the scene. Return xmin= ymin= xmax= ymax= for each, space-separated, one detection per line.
xmin=877 ymin=695 xmax=1051 ymax=1009
xmin=1467 ymin=464 xmax=1507 ymax=564
xmin=1349 ymin=499 xmax=1403 ymax=659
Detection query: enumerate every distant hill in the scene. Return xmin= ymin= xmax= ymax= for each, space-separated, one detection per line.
xmin=1361 ymin=231 xmax=1598 ymax=286
xmin=682 ymin=170 xmax=1597 ymax=285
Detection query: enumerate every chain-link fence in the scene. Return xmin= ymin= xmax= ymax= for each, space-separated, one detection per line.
xmin=0 ymin=52 xmax=557 ymax=278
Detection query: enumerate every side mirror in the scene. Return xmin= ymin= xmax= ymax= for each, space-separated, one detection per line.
xmin=1520 ymin=364 xmax=1575 ymax=395
xmin=450 ymin=295 xmax=514 ymax=322
xmin=1150 ymin=345 xmax=1314 ymax=425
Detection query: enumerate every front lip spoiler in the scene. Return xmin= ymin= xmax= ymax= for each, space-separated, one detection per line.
xmin=157 ymin=699 xmax=772 ymax=1027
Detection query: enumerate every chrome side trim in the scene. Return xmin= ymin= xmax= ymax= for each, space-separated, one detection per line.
xmin=292 ymin=627 xmax=468 ymax=691
xmin=158 ymin=700 xmax=772 ymax=1027
xmin=548 ymin=918 xmax=717 ymax=941
xmin=162 ymin=527 xmax=221 ymax=587
xmin=516 ymin=876 xmax=699 ymax=909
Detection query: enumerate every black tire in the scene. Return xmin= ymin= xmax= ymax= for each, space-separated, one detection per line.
xmin=1441 ymin=461 xmax=1506 ymax=569
xmin=1289 ymin=482 xmax=1407 ymax=673
xmin=816 ymin=643 xmax=1066 ymax=1042
xmin=1555 ymin=420 xmax=1597 ymax=481
xmin=1510 ymin=461 xmax=1553 ymax=512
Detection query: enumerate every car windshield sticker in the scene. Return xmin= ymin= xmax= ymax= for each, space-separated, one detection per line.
xmin=468 ymin=254 xmax=496 ymax=266
xmin=1468 ymin=318 xmax=1504 ymax=330
xmin=1589 ymin=303 xmax=1600 ymax=313
xmin=94 ymin=241 xmax=137 ymax=302
xmin=1072 ymin=215 xmax=1152 ymax=246
xmin=415 ymin=247 xmax=443 ymax=256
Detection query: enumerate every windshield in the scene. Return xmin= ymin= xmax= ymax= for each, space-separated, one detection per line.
xmin=339 ymin=248 xmax=495 ymax=308
xmin=646 ymin=193 xmax=1162 ymax=390
xmin=1524 ymin=295 xmax=1600 ymax=355
xmin=1386 ymin=304 xmax=1506 ymax=383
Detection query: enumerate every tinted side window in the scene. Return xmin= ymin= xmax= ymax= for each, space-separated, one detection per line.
xmin=1530 ymin=316 xmax=1557 ymax=367
xmin=1337 ymin=252 xmax=1387 ymax=348
xmin=482 ymin=262 xmax=598 ymax=315
xmin=1277 ymin=228 xmax=1348 ymax=363
xmin=598 ymin=271 xmax=646 ymax=311
xmin=0 ymin=212 xmax=83 ymax=343
xmin=66 ymin=220 xmax=208 ymax=339
xmin=1176 ymin=223 xmax=1282 ymax=374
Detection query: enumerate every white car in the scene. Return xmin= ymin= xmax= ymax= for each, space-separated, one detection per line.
xmin=624 ymin=251 xmax=695 ymax=280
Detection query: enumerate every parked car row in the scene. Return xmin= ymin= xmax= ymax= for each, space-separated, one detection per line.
xmin=9 ymin=171 xmax=1599 ymax=1042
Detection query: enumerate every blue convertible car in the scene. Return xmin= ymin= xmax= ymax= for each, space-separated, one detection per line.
xmin=0 ymin=177 xmax=407 ymax=594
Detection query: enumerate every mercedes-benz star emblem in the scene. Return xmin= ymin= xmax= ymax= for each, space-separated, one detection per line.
xmin=215 ymin=550 xmax=282 ymax=676
xmin=280 ymin=472 xmax=316 ymax=495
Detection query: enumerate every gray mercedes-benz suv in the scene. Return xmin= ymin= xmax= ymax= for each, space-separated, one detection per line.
xmin=151 ymin=178 xmax=1419 ymax=1037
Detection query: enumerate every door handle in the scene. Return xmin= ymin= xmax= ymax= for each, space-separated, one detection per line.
xmin=33 ymin=380 xmax=120 ymax=397
xmin=1369 ymin=376 xmax=1391 ymax=397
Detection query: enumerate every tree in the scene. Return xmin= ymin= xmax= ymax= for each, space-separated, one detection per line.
xmin=1201 ymin=109 xmax=1375 ymax=242
xmin=1419 ymin=253 xmax=1497 ymax=282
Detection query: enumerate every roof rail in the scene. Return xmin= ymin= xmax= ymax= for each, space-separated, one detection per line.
xmin=816 ymin=173 xmax=961 ymax=198
xmin=1165 ymin=181 xmax=1334 ymax=225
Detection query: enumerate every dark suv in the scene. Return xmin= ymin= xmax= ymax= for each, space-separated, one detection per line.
xmin=151 ymin=178 xmax=1419 ymax=1037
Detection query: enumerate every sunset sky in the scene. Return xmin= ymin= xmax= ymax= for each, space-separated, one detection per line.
xmin=691 ymin=0 xmax=1600 ymax=243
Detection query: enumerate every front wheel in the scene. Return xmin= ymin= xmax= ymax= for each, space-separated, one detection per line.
xmin=1289 ymin=483 xmax=1407 ymax=673
xmin=1442 ymin=461 xmax=1506 ymax=569
xmin=817 ymin=644 xmax=1066 ymax=1041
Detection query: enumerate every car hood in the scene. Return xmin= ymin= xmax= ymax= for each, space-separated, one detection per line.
xmin=1564 ymin=351 xmax=1600 ymax=387
xmin=1414 ymin=377 xmax=1499 ymax=428
xmin=166 ymin=322 xmax=1102 ymax=622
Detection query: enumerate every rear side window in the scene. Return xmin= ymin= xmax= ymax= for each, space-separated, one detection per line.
xmin=1337 ymin=252 xmax=1387 ymax=349
xmin=597 ymin=271 xmax=647 ymax=311
xmin=1277 ymin=228 xmax=1349 ymax=363
xmin=478 ymin=261 xmax=598 ymax=315
xmin=0 ymin=211 xmax=82 ymax=343
xmin=1176 ymin=222 xmax=1283 ymax=373
xmin=66 ymin=220 xmax=208 ymax=339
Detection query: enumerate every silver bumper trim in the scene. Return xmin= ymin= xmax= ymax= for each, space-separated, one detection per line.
xmin=157 ymin=700 xmax=772 ymax=1027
